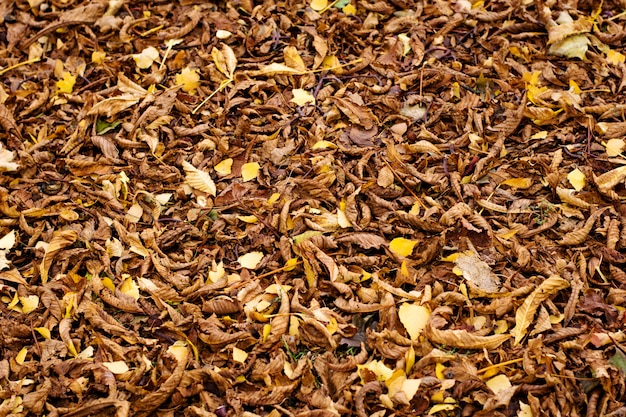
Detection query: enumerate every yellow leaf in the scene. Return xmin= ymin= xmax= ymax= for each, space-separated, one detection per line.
xmin=132 ymin=46 xmax=160 ymax=69
xmin=236 ymin=215 xmax=258 ymax=223
xmin=486 ymin=374 xmax=512 ymax=394
xmin=182 ymin=161 xmax=216 ymax=196
xmin=358 ymin=360 xmax=394 ymax=382
xmin=398 ymin=33 xmax=411 ymax=56
xmin=91 ymin=51 xmax=106 ymax=65
xmin=389 ymin=237 xmax=417 ymax=258
xmin=605 ymin=138 xmax=625 ymax=157
xmin=34 ymin=327 xmax=51 ymax=339
xmin=606 ymin=49 xmax=626 ymax=65
xmin=530 ymin=131 xmax=548 ymax=139
xmin=567 ymin=168 xmax=585 ymax=191
xmin=238 ymin=251 xmax=264 ymax=269
xmin=284 ymin=258 xmax=299 ymax=271
xmin=167 ymin=341 xmax=189 ymax=363
xmin=120 ymin=276 xmax=140 ymax=301
xmin=19 ymin=295 xmax=39 ymax=314
xmin=429 ymin=404 xmax=456 ymax=414
xmin=175 ymin=67 xmax=200 ymax=94
xmin=262 ymin=324 xmax=271 ymax=342
xmin=56 ymin=71 xmax=76 ymax=94
xmin=511 ymin=275 xmax=569 ymax=345
xmin=398 ymin=303 xmax=430 ymax=340
xmin=233 ymin=346 xmax=248 ymax=363
xmin=216 ymin=30 xmax=232 ymax=40
xmin=436 ymin=363 xmax=446 ymax=380
xmin=267 ymin=192 xmax=281 ymax=205
xmin=343 ymin=4 xmax=356 ymax=14
xmin=312 ymin=140 xmax=338 ymax=150
xmin=16 ymin=347 xmax=27 ymax=365
xmin=101 ymin=277 xmax=116 ymax=292
xmin=291 ymin=88 xmax=316 ymax=106
xmin=102 ymin=361 xmax=130 ymax=374
xmin=310 ymin=0 xmax=328 ymax=11
xmin=501 ymin=177 xmax=533 ymax=189
xmin=241 ymin=162 xmax=260 ymax=182
xmin=214 ymin=158 xmax=233 ymax=176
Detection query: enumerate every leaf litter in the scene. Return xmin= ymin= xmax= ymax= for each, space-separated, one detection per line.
xmin=1 ymin=0 xmax=626 ymax=416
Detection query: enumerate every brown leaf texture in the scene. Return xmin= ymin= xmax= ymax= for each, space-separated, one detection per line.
xmin=39 ymin=230 xmax=78 ymax=284
xmin=511 ymin=275 xmax=570 ymax=345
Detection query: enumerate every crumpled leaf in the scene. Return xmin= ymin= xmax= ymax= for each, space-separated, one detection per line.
xmin=511 ymin=275 xmax=569 ymax=345
xmin=452 ymin=251 xmax=501 ymax=293
xmin=133 ymin=46 xmax=160 ymax=69
xmin=182 ymin=161 xmax=216 ymax=196
xmin=39 ymin=230 xmax=78 ymax=284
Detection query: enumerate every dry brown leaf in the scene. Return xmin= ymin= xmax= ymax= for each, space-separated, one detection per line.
xmin=511 ymin=275 xmax=569 ymax=345
xmin=39 ymin=230 xmax=78 ymax=284
xmin=558 ymin=207 xmax=608 ymax=246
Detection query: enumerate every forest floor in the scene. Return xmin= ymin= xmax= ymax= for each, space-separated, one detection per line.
xmin=1 ymin=0 xmax=626 ymax=416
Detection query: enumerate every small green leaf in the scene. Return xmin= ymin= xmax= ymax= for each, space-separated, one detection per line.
xmin=334 ymin=0 xmax=350 ymax=8
xmin=96 ymin=119 xmax=122 ymax=135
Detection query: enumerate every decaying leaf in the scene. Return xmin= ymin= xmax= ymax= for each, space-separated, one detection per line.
xmin=511 ymin=275 xmax=569 ymax=344
xmin=39 ymin=230 xmax=78 ymax=284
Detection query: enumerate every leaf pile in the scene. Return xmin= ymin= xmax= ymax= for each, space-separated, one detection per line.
xmin=1 ymin=0 xmax=626 ymax=416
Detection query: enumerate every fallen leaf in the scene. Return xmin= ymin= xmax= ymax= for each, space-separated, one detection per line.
xmin=133 ymin=46 xmax=160 ymax=69
xmin=175 ymin=67 xmax=200 ymax=94
xmin=183 ymin=161 xmax=216 ymax=196
xmin=291 ymin=88 xmax=315 ymax=106
xmin=241 ymin=162 xmax=260 ymax=182
xmin=567 ymin=168 xmax=585 ymax=191
xmin=486 ymin=374 xmax=512 ymax=394
xmin=511 ymin=275 xmax=569 ymax=345
xmin=389 ymin=237 xmax=417 ymax=258
xmin=238 ymin=251 xmax=264 ymax=269
xmin=214 ymin=158 xmax=233 ymax=176
xmin=398 ymin=303 xmax=430 ymax=340
xmin=102 ymin=361 xmax=130 ymax=374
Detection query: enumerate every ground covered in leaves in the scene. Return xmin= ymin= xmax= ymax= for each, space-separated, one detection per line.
xmin=2 ymin=0 xmax=626 ymax=416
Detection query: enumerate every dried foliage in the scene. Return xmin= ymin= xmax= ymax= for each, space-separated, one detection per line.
xmin=1 ymin=0 xmax=626 ymax=416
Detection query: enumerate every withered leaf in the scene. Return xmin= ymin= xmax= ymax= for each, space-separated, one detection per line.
xmin=39 ymin=230 xmax=78 ymax=284
xmin=511 ymin=275 xmax=569 ymax=345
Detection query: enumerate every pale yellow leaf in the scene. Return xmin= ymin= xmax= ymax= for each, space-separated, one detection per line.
xmin=605 ymin=138 xmax=625 ymax=157
xmin=453 ymin=252 xmax=500 ymax=293
xmin=125 ymin=203 xmax=143 ymax=223
xmin=0 ymin=144 xmax=19 ymax=172
xmin=214 ymin=158 xmax=233 ymax=176
xmin=182 ymin=161 xmax=216 ymax=196
xmin=19 ymin=295 xmax=39 ymax=314
xmin=120 ymin=276 xmax=140 ymax=301
xmin=530 ymin=131 xmax=548 ymax=140
xmin=399 ymin=303 xmax=430 ymax=340
xmin=216 ymin=30 xmax=232 ymax=40
xmin=389 ymin=237 xmax=417 ymax=258
xmin=310 ymin=0 xmax=328 ymax=11
xmin=429 ymin=404 xmax=456 ymax=414
xmin=133 ymin=46 xmax=159 ymax=69
xmin=102 ymin=361 xmax=129 ymax=374
xmin=238 ymin=251 xmax=264 ymax=269
xmin=0 ymin=230 xmax=16 ymax=271
xmin=567 ymin=168 xmax=585 ymax=191
xmin=511 ymin=275 xmax=569 ymax=345
xmin=486 ymin=374 xmax=511 ymax=394
xmin=291 ymin=88 xmax=315 ymax=106
xmin=167 ymin=341 xmax=189 ymax=363
xmin=241 ymin=162 xmax=260 ymax=182
xmin=208 ymin=261 xmax=225 ymax=283
xmin=232 ymin=346 xmax=248 ymax=363
xmin=16 ymin=347 xmax=27 ymax=365
xmin=358 ymin=360 xmax=394 ymax=382
xmin=501 ymin=177 xmax=533 ymax=189
xmin=252 ymin=62 xmax=305 ymax=76
xmin=548 ymin=34 xmax=589 ymax=60
xmin=377 ymin=165 xmax=395 ymax=187
xmin=606 ymin=49 xmax=626 ymax=65
xmin=518 ymin=401 xmax=533 ymax=417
